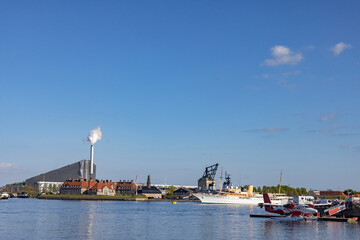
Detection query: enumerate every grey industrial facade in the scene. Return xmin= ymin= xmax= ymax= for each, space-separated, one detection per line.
xmin=25 ymin=160 xmax=96 ymax=187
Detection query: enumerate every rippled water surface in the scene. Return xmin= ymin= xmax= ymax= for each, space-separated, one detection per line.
xmin=1 ymin=199 xmax=359 ymax=239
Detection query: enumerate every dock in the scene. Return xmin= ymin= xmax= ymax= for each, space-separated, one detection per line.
xmin=250 ymin=214 xmax=358 ymax=223
xmin=250 ymin=214 xmax=285 ymax=218
xmin=317 ymin=217 xmax=357 ymax=223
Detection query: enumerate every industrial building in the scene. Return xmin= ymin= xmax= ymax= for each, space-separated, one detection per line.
xmin=25 ymin=160 xmax=96 ymax=188
xmin=36 ymin=181 xmax=64 ymax=193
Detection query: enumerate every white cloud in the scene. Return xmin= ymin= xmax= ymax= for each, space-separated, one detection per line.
xmin=331 ymin=125 xmax=346 ymax=130
xmin=247 ymin=128 xmax=289 ymax=133
xmin=281 ymin=70 xmax=302 ymax=77
xmin=320 ymin=113 xmax=335 ymax=122
xmin=263 ymin=45 xmax=303 ymax=66
xmin=0 ymin=162 xmax=21 ymax=173
xmin=330 ymin=42 xmax=352 ymax=56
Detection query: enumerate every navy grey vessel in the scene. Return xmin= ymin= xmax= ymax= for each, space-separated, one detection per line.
xmin=25 ymin=160 xmax=96 ymax=187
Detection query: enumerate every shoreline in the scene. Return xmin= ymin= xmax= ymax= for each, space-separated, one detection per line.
xmin=37 ymin=195 xmax=199 ymax=202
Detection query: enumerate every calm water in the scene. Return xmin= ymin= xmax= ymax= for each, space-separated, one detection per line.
xmin=1 ymin=198 xmax=359 ymax=240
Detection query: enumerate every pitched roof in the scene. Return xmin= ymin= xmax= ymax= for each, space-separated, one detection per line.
xmin=62 ymin=179 xmax=105 ymax=189
xmin=140 ymin=186 xmax=162 ymax=194
xmin=62 ymin=180 xmax=87 ymax=188
xmin=89 ymin=181 xmax=116 ymax=190
xmin=117 ymin=181 xmax=136 ymax=188
xmin=174 ymin=188 xmax=193 ymax=193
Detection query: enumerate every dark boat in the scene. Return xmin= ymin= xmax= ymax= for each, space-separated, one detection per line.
xmin=17 ymin=192 xmax=29 ymax=198
xmin=334 ymin=197 xmax=360 ymax=218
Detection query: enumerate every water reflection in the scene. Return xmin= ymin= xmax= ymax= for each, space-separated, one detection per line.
xmin=1 ymin=199 xmax=360 ymax=239
xmin=85 ymin=201 xmax=96 ymax=239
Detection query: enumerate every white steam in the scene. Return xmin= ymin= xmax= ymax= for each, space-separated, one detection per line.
xmin=86 ymin=126 xmax=103 ymax=145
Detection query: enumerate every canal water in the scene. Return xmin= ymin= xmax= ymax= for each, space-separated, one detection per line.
xmin=1 ymin=198 xmax=359 ymax=239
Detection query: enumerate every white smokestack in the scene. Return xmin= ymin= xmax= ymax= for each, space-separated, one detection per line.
xmin=85 ymin=126 xmax=102 ymax=175
xmin=90 ymin=144 xmax=94 ymax=175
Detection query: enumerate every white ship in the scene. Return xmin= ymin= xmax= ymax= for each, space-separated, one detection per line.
xmin=195 ymin=165 xmax=291 ymax=205
xmin=194 ymin=185 xmax=291 ymax=205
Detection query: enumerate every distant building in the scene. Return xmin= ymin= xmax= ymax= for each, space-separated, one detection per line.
xmin=116 ymin=180 xmax=137 ymax=196
xmin=308 ymin=190 xmax=321 ymax=197
xmin=88 ymin=180 xmax=116 ymax=196
xmin=173 ymin=187 xmax=194 ymax=199
xmin=25 ymin=160 xmax=96 ymax=187
xmin=320 ymin=190 xmax=346 ymax=198
xmin=150 ymin=184 xmax=198 ymax=193
xmin=138 ymin=175 xmax=162 ymax=199
xmin=60 ymin=179 xmax=97 ymax=195
xmin=5 ymin=183 xmax=25 ymax=193
xmin=36 ymin=181 xmax=64 ymax=193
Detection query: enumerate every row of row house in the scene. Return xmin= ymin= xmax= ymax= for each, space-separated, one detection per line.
xmin=59 ymin=176 xmax=195 ymax=199
xmin=60 ymin=179 xmax=136 ymax=196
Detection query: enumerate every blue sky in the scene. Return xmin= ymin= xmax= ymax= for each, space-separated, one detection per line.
xmin=1 ymin=1 xmax=359 ymax=190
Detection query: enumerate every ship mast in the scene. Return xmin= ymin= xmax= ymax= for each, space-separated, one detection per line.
xmin=278 ymin=169 xmax=282 ymax=194
xmin=219 ymin=167 xmax=223 ymax=193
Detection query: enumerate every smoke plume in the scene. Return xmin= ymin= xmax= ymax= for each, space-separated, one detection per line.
xmin=86 ymin=126 xmax=102 ymax=145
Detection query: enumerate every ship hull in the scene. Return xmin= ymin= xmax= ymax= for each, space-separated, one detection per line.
xmin=195 ymin=193 xmax=288 ymax=205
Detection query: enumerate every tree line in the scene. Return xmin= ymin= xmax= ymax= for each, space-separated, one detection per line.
xmin=240 ymin=185 xmax=308 ymax=196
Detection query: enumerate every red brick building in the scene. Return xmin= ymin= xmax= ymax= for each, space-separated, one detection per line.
xmin=60 ymin=179 xmax=97 ymax=195
xmin=60 ymin=179 xmax=136 ymax=196
xmin=320 ymin=191 xmax=347 ymax=198
xmin=116 ymin=180 xmax=137 ymax=196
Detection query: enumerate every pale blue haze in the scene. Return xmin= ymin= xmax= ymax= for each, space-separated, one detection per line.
xmin=0 ymin=1 xmax=359 ymax=189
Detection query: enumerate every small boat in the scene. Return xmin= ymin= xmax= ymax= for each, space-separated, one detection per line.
xmin=9 ymin=193 xmax=17 ymax=198
xmin=1 ymin=192 xmax=9 ymax=199
xmin=17 ymin=192 xmax=29 ymax=198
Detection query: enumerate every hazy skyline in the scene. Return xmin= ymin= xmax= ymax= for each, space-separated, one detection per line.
xmin=1 ymin=1 xmax=359 ymax=190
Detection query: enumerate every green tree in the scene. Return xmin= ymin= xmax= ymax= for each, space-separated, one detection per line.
xmin=166 ymin=186 xmax=176 ymax=197
xmin=300 ymin=188 xmax=307 ymax=195
xmin=24 ymin=185 xmax=31 ymax=193
xmin=344 ymin=189 xmax=355 ymax=196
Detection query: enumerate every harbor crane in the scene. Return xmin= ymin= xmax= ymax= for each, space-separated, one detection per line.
xmin=198 ymin=163 xmax=219 ymax=191
xmin=202 ymin=163 xmax=219 ymax=180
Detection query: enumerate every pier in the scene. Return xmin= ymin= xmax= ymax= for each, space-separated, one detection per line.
xmin=250 ymin=214 xmax=358 ymax=223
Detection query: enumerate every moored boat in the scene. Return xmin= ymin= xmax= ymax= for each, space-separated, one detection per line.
xmin=1 ymin=192 xmax=9 ymax=199
xmin=194 ymin=185 xmax=291 ymax=205
xmin=17 ymin=192 xmax=29 ymax=198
